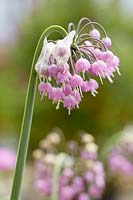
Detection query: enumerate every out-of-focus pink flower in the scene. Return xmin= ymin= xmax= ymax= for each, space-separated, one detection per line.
xmin=33 ymin=131 xmax=105 ymax=200
xmin=0 ymin=147 xmax=16 ymax=170
xmin=108 ymin=126 xmax=133 ymax=177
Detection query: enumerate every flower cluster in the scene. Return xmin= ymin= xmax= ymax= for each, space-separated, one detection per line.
xmin=108 ymin=125 xmax=133 ymax=177
xmin=0 ymin=147 xmax=16 ymax=171
xmin=35 ymin=18 xmax=120 ymax=114
xmin=33 ymin=130 xmax=105 ymax=200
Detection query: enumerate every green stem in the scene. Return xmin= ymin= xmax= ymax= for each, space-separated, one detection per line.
xmin=51 ymin=153 xmax=68 ymax=200
xmin=10 ymin=25 xmax=67 ymax=200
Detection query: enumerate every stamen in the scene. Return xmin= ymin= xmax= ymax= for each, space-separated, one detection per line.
xmin=79 ymin=86 xmax=83 ymax=97
xmin=116 ymin=67 xmax=121 ymax=75
xmin=107 ymin=76 xmax=113 ymax=83
xmin=68 ymin=108 xmax=71 ymax=115
xmin=52 ymin=100 xmax=56 ymax=104
xmin=76 ymin=104 xmax=79 ymax=109
xmin=111 ymin=73 xmax=114 ymax=77
xmin=98 ymin=72 xmax=103 ymax=84
xmin=92 ymin=92 xmax=96 ymax=97
xmin=56 ymin=101 xmax=60 ymax=110
xmin=48 ymin=77 xmax=52 ymax=81
xmin=41 ymin=93 xmax=45 ymax=101
xmin=82 ymin=71 xmax=85 ymax=80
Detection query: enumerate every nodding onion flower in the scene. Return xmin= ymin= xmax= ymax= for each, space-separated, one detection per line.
xmin=10 ymin=18 xmax=120 ymax=200
xmin=33 ymin=130 xmax=105 ymax=200
xmin=35 ymin=17 xmax=120 ymax=114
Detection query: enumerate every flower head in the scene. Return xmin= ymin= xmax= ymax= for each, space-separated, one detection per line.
xmin=33 ymin=130 xmax=105 ymax=200
xmin=35 ymin=18 xmax=120 ymax=114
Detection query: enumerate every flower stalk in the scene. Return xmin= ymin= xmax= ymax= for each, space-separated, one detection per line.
xmin=10 ymin=25 xmax=67 ymax=200
xmin=51 ymin=153 xmax=68 ymax=200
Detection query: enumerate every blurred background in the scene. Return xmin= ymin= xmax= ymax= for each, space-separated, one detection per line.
xmin=0 ymin=0 xmax=133 ymax=199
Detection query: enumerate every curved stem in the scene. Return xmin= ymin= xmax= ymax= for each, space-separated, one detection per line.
xmin=77 ymin=34 xmax=107 ymax=51
xmin=78 ymin=21 xmax=107 ymax=39
xmin=76 ymin=17 xmax=93 ymax=33
xmin=10 ymin=25 xmax=67 ymax=200
xmin=51 ymin=153 xmax=68 ymax=200
xmin=68 ymin=22 xmax=75 ymax=33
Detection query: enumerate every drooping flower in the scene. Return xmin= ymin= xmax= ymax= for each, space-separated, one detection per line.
xmin=75 ymin=58 xmax=91 ymax=74
xmin=33 ymin=130 xmax=105 ymax=200
xmin=35 ymin=18 xmax=120 ymax=114
xmin=102 ymin=37 xmax=112 ymax=49
xmin=89 ymin=28 xmax=101 ymax=39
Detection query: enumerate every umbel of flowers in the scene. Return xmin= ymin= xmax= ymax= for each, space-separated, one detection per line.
xmin=35 ymin=17 xmax=120 ymax=114
xmin=108 ymin=125 xmax=133 ymax=177
xmin=33 ymin=130 xmax=105 ymax=200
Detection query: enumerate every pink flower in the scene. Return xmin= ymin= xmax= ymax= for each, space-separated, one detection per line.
xmin=35 ymin=18 xmax=120 ymax=113
xmin=63 ymin=95 xmax=77 ymax=114
xmin=75 ymin=58 xmax=91 ymax=73
xmin=72 ymin=176 xmax=84 ymax=193
xmin=35 ymin=179 xmax=51 ymax=195
xmin=102 ymin=37 xmax=112 ymax=49
xmin=89 ymin=29 xmax=100 ymax=39
xmin=62 ymin=84 xmax=72 ymax=95
xmin=56 ymin=71 xmax=71 ymax=84
xmin=47 ymin=64 xmax=58 ymax=77
xmin=60 ymin=186 xmax=75 ymax=200
xmin=33 ymin=131 xmax=105 ymax=199
xmin=89 ymin=185 xmax=102 ymax=199
xmin=48 ymin=87 xmax=64 ymax=101
xmin=86 ymin=79 xmax=99 ymax=96
xmin=84 ymin=171 xmax=94 ymax=182
xmin=0 ymin=147 xmax=16 ymax=170
xmin=38 ymin=82 xmax=52 ymax=94
xmin=91 ymin=60 xmax=113 ymax=83
xmin=70 ymin=75 xmax=83 ymax=87
xmin=72 ymin=90 xmax=81 ymax=104
xmin=78 ymin=193 xmax=90 ymax=200
xmin=82 ymin=79 xmax=99 ymax=96
xmin=91 ymin=60 xmax=107 ymax=77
